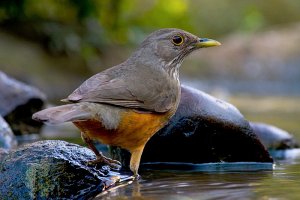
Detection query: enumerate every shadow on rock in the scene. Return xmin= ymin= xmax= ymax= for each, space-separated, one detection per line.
xmin=0 ymin=71 xmax=45 ymax=137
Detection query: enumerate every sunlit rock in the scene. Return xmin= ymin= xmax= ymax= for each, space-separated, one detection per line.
xmin=0 ymin=116 xmax=17 ymax=150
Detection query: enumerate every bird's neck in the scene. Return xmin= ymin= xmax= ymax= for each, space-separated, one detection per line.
xmin=127 ymin=50 xmax=182 ymax=82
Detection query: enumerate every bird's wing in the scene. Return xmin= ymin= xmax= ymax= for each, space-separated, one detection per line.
xmin=66 ymin=66 xmax=177 ymax=113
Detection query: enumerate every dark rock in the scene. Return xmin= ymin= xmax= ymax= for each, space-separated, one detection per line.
xmin=250 ymin=122 xmax=299 ymax=150
xmin=0 ymin=71 xmax=46 ymax=135
xmin=111 ymin=85 xmax=273 ymax=168
xmin=0 ymin=116 xmax=17 ymax=150
xmin=0 ymin=140 xmax=130 ymax=199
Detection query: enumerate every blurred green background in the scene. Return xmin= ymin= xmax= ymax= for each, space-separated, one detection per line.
xmin=0 ymin=0 xmax=299 ymax=139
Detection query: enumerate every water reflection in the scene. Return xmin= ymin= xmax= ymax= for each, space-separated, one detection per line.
xmin=96 ymin=167 xmax=272 ymax=199
xmin=254 ymin=161 xmax=300 ymax=200
xmin=95 ymin=153 xmax=300 ymax=200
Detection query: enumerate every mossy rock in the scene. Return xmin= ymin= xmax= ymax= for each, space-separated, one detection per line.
xmin=0 ymin=140 xmax=129 ymax=199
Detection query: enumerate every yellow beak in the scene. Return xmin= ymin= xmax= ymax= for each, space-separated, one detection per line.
xmin=196 ymin=38 xmax=221 ymax=48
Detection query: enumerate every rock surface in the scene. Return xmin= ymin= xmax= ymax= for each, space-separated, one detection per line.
xmin=111 ymin=85 xmax=273 ymax=168
xmin=0 ymin=116 xmax=17 ymax=150
xmin=0 ymin=71 xmax=45 ymax=135
xmin=0 ymin=140 xmax=128 ymax=199
xmin=250 ymin=122 xmax=299 ymax=150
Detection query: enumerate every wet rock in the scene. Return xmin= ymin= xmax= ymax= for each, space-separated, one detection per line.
xmin=0 ymin=71 xmax=45 ymax=135
xmin=0 ymin=148 xmax=8 ymax=161
xmin=0 ymin=140 xmax=129 ymax=199
xmin=250 ymin=122 xmax=299 ymax=150
xmin=0 ymin=116 xmax=17 ymax=150
xmin=111 ymin=85 xmax=273 ymax=168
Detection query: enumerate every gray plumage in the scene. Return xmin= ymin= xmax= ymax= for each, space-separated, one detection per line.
xmin=33 ymin=28 xmax=220 ymax=124
xmin=65 ymin=28 xmax=201 ymax=112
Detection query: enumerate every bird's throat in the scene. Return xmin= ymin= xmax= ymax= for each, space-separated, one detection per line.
xmin=163 ymin=59 xmax=182 ymax=82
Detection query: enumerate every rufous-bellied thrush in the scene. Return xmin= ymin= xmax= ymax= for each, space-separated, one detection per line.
xmin=33 ymin=28 xmax=221 ymax=177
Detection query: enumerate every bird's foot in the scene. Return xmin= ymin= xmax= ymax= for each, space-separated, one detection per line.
xmin=133 ymin=173 xmax=141 ymax=180
xmin=87 ymin=155 xmax=122 ymax=171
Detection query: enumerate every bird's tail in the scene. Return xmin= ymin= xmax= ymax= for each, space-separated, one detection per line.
xmin=32 ymin=104 xmax=92 ymax=124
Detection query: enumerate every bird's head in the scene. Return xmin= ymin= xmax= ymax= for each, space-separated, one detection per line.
xmin=131 ymin=28 xmax=221 ymax=75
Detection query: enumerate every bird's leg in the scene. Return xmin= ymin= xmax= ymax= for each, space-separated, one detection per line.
xmin=81 ymin=132 xmax=121 ymax=170
xmin=130 ymin=146 xmax=145 ymax=179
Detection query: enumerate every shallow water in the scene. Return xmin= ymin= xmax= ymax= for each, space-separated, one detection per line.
xmin=96 ymin=151 xmax=300 ymax=200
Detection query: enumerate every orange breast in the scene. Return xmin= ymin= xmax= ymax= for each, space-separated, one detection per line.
xmin=73 ymin=109 xmax=173 ymax=152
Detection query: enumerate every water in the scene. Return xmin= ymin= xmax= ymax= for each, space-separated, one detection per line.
xmin=96 ymin=152 xmax=300 ymax=200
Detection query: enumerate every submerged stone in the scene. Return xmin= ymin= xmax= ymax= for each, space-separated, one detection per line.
xmin=0 ymin=140 xmax=128 ymax=199
xmin=0 ymin=71 xmax=45 ymax=135
xmin=111 ymin=85 xmax=273 ymax=168
xmin=0 ymin=116 xmax=17 ymax=150
xmin=250 ymin=122 xmax=299 ymax=150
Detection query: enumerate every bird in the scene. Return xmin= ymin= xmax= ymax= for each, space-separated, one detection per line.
xmin=32 ymin=28 xmax=221 ymax=177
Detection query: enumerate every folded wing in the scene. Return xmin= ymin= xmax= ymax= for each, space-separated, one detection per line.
xmin=66 ymin=65 xmax=178 ymax=113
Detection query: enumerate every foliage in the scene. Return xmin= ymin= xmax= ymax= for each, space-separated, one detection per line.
xmin=0 ymin=0 xmax=300 ymax=71
xmin=1 ymin=0 xmax=300 ymax=49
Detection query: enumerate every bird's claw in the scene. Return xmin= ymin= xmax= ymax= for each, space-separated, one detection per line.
xmin=87 ymin=155 xmax=122 ymax=170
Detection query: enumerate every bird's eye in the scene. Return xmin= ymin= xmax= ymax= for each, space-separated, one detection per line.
xmin=172 ymin=35 xmax=184 ymax=46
